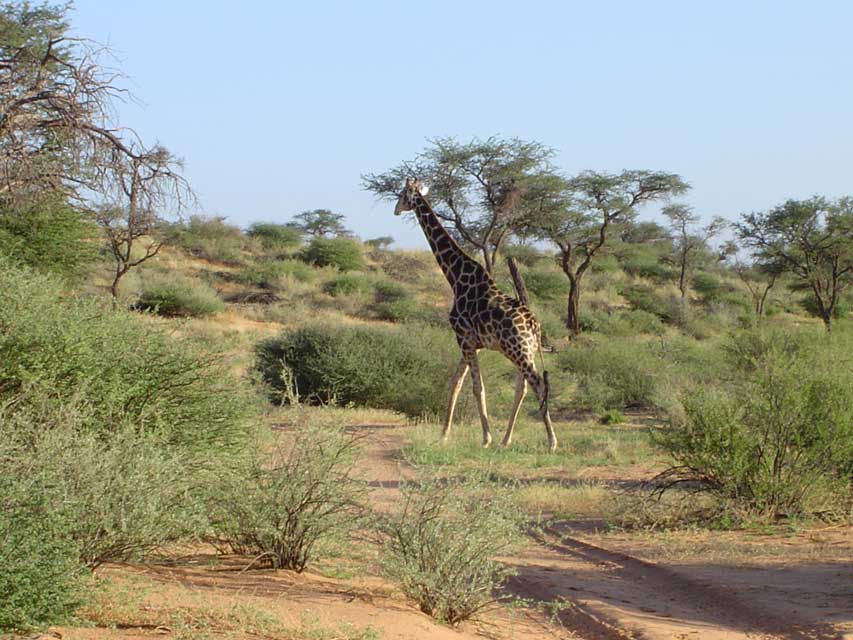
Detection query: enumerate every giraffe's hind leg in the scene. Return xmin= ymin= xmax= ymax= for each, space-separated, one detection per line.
xmin=522 ymin=363 xmax=557 ymax=452
xmin=441 ymin=355 xmax=469 ymax=443
xmin=466 ymin=349 xmax=492 ymax=447
xmin=500 ymin=372 xmax=527 ymax=447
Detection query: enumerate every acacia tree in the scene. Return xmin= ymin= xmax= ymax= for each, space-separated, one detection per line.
xmin=731 ymin=258 xmax=783 ymax=318
xmin=735 ymin=196 xmax=852 ymax=330
xmin=95 ymin=145 xmax=191 ymax=297
xmin=291 ymin=209 xmax=350 ymax=238
xmin=662 ymin=204 xmax=726 ymax=299
xmin=532 ymin=170 xmax=688 ymax=336
xmin=363 ymin=136 xmax=559 ymax=274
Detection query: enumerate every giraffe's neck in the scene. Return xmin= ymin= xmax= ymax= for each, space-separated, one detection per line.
xmin=411 ymin=194 xmax=486 ymax=290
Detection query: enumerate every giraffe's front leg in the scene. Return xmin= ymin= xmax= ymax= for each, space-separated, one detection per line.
xmin=466 ymin=350 xmax=492 ymax=447
xmin=441 ymin=355 xmax=469 ymax=444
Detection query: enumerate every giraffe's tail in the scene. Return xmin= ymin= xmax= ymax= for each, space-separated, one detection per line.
xmin=537 ymin=343 xmax=550 ymax=415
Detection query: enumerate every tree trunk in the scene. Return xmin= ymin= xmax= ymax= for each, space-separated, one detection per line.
xmin=566 ymin=277 xmax=581 ymax=337
xmin=110 ymin=268 xmax=126 ymax=298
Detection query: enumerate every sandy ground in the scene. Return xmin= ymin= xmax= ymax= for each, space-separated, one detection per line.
xmin=49 ymin=422 xmax=853 ymax=640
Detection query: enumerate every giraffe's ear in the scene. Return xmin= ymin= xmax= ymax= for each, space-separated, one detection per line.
xmin=418 ymin=183 xmax=430 ymax=196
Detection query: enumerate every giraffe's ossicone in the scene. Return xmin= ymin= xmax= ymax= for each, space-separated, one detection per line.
xmin=394 ymin=178 xmax=557 ymax=451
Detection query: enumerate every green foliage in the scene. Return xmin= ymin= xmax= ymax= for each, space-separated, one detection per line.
xmin=323 ymin=273 xmax=374 ymax=297
xmin=580 ymin=308 xmax=665 ymax=337
xmin=599 ymin=409 xmax=625 ymax=425
xmin=364 ymin=235 xmax=394 ymax=250
xmin=237 ymin=259 xmax=316 ymax=289
xmin=372 ymin=298 xmax=422 ymax=323
xmin=590 ymin=253 xmax=620 ymax=273
xmin=246 ymin=222 xmax=302 ymax=251
xmin=522 ymin=269 xmax=566 ymax=301
xmin=622 ymin=253 xmax=675 ymax=282
xmin=379 ymin=478 xmax=523 ymax=625
xmin=373 ymin=279 xmax=409 ymax=303
xmin=692 ymin=272 xmax=727 ymax=302
xmin=0 ymin=261 xmax=254 ymax=454
xmin=0 ymin=479 xmax=85 ymax=632
xmin=557 ymin=336 xmax=723 ymax=412
xmin=213 ymin=425 xmax=365 ymax=572
xmin=0 ymin=199 xmax=98 ymax=279
xmin=800 ymin=294 xmax=850 ymax=320
xmin=291 ymin=209 xmax=350 ymax=238
xmin=620 ymin=283 xmax=667 ymax=318
xmin=255 ymin=324 xmax=457 ymax=417
xmin=237 ymin=260 xmax=316 ymax=290
xmin=503 ymin=244 xmax=546 ymax=267
xmin=558 ymin=339 xmax=669 ymax=411
xmin=168 ymin=215 xmax=246 ymax=263
xmin=136 ymin=271 xmax=224 ymax=317
xmin=3 ymin=424 xmax=206 ymax=570
xmin=300 ymin=236 xmax=365 ymax=272
xmin=736 ymin=197 xmax=853 ymax=329
xmin=657 ymin=326 xmax=853 ymax=518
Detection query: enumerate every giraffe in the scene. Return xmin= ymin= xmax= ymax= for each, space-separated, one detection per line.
xmin=394 ymin=178 xmax=558 ymax=452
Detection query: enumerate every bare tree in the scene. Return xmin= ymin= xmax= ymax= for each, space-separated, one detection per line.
xmin=0 ymin=4 xmax=162 ymax=204
xmin=662 ymin=204 xmax=726 ymax=300
xmin=95 ymin=145 xmax=191 ymax=297
xmin=363 ymin=136 xmax=560 ymax=274
xmin=1 ymin=3 xmax=193 ymax=294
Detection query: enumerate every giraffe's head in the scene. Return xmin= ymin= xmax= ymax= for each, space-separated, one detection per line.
xmin=393 ymin=178 xmax=429 ymax=216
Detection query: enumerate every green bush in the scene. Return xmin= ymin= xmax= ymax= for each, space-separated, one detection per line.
xmin=657 ymin=327 xmax=853 ymax=518
xmin=373 ymin=279 xmax=410 ymax=303
xmin=236 ymin=259 xmax=317 ymax=289
xmin=522 ymin=270 xmax=566 ymax=301
xmin=620 ymin=284 xmax=670 ymax=319
xmin=136 ymin=271 xmax=224 ymax=317
xmin=300 ymin=237 xmax=365 ymax=271
xmin=590 ymin=254 xmax=620 ymax=273
xmin=168 ymin=215 xmax=246 ymax=263
xmin=0 ymin=261 xmax=254 ymax=454
xmin=0 ymin=479 xmax=86 ymax=632
xmin=213 ymin=425 xmax=365 ymax=572
xmin=558 ymin=335 xmax=731 ymax=413
xmin=558 ymin=339 xmax=670 ymax=411
xmin=246 ymin=222 xmax=302 ymax=251
xmin=379 ymin=478 xmax=523 ymax=625
xmin=691 ymin=272 xmax=731 ymax=302
xmin=323 ymin=273 xmax=374 ymax=297
xmin=0 ymin=198 xmax=98 ymax=279
xmin=580 ymin=308 xmax=665 ymax=337
xmin=800 ymin=294 xmax=850 ymax=320
xmin=600 ymin=409 xmax=625 ymax=425
xmin=3 ymin=423 xmax=206 ymax=570
xmin=622 ymin=251 xmax=675 ymax=282
xmin=372 ymin=298 xmax=417 ymax=322
xmin=255 ymin=324 xmax=457 ymax=417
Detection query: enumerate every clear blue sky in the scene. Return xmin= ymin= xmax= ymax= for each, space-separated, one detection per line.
xmin=72 ymin=1 xmax=853 ymax=247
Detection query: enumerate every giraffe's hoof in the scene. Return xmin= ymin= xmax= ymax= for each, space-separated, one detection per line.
xmin=500 ymin=439 xmax=512 ymax=448
xmin=548 ymin=441 xmax=558 ymax=453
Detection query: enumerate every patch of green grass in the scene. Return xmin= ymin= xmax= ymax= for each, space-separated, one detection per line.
xmin=402 ymin=419 xmax=658 ymax=478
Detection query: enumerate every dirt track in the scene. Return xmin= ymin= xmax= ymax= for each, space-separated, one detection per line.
xmin=358 ymin=423 xmax=853 ymax=640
